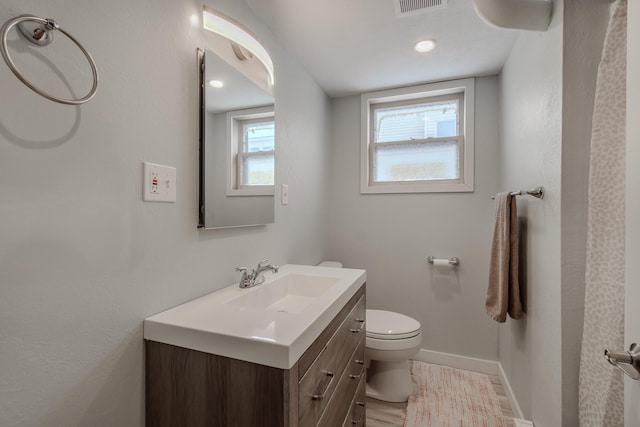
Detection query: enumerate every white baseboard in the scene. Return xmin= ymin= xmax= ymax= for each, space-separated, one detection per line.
xmin=412 ymin=348 xmax=531 ymax=424
xmin=412 ymin=348 xmax=498 ymax=375
xmin=497 ymin=361 xmax=525 ymax=420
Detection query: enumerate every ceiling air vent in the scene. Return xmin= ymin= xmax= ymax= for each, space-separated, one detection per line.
xmin=395 ymin=0 xmax=448 ymax=17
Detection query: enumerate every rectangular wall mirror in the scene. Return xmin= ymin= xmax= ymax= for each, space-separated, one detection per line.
xmin=198 ymin=48 xmax=275 ymax=229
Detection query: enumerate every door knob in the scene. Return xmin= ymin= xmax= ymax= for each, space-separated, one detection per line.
xmin=604 ymin=343 xmax=640 ymax=380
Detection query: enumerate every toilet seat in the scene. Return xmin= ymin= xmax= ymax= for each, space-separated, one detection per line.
xmin=367 ymin=331 xmax=422 ymax=352
xmin=366 ymin=309 xmax=421 ymax=340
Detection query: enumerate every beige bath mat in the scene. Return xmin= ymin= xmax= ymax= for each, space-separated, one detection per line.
xmin=404 ymin=361 xmax=506 ymax=427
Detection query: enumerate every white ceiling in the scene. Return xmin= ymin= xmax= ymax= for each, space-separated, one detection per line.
xmin=244 ymin=0 xmax=520 ymax=98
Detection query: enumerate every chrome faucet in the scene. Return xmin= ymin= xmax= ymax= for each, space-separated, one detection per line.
xmin=236 ymin=260 xmax=279 ymax=288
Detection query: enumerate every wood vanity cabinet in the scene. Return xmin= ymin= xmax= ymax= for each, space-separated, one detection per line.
xmin=145 ymin=284 xmax=366 ymax=427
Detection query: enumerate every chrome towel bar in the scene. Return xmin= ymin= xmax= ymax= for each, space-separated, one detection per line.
xmin=491 ymin=186 xmax=544 ymax=200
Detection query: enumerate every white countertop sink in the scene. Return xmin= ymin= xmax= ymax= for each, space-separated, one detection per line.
xmin=143 ymin=264 xmax=366 ymax=369
xmin=228 ymin=273 xmax=341 ymax=313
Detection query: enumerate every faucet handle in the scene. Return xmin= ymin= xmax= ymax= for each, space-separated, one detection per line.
xmin=257 ymin=259 xmax=269 ymax=268
xmin=236 ymin=266 xmax=253 ymax=288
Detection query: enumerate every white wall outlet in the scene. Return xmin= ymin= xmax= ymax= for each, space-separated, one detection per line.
xmin=150 ymin=170 xmax=159 ymax=194
xmin=143 ymin=162 xmax=176 ymax=203
xmin=281 ymin=184 xmax=289 ymax=205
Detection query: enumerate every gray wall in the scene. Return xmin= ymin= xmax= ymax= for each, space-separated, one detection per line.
xmin=0 ymin=0 xmax=331 ymax=425
xmin=499 ymin=6 xmax=564 ymax=422
xmin=328 ymin=77 xmax=501 ymax=361
xmin=498 ymin=0 xmax=610 ymax=425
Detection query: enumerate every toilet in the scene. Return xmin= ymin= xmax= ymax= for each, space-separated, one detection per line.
xmin=317 ymin=261 xmax=422 ymax=403
xmin=365 ymin=309 xmax=422 ymax=402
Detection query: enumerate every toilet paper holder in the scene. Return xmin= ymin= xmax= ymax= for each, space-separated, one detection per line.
xmin=427 ymin=256 xmax=460 ymax=266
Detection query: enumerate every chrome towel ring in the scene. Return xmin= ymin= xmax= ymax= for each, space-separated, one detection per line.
xmin=0 ymin=15 xmax=98 ymax=105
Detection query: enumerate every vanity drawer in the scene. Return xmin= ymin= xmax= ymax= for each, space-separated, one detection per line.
xmin=324 ymin=297 xmax=365 ymax=376
xmin=298 ymin=286 xmax=366 ymax=379
xmin=317 ymin=338 xmax=365 ymax=427
xmin=298 ymin=349 xmax=336 ymax=427
xmin=342 ymin=374 xmax=366 ymax=427
xmin=298 ymin=296 xmax=365 ymax=426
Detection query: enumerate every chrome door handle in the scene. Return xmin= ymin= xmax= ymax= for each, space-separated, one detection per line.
xmin=604 ymin=343 xmax=640 ymax=380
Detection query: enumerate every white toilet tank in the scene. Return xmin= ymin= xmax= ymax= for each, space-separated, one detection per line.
xmin=317 ymin=261 xmax=343 ymax=268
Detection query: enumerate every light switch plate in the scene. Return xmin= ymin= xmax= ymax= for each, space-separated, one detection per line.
xmin=281 ymin=184 xmax=289 ymax=205
xmin=143 ymin=162 xmax=176 ymax=202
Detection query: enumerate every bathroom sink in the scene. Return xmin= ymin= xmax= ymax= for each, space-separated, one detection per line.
xmin=143 ymin=264 xmax=366 ymax=369
xmin=228 ymin=273 xmax=340 ymax=313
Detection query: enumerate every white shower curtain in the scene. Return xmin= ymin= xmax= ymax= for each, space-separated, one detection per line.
xmin=578 ymin=1 xmax=627 ymax=426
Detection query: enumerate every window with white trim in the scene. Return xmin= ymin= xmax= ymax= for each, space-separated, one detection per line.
xmin=361 ymin=78 xmax=474 ymax=193
xmin=227 ymin=106 xmax=275 ymax=196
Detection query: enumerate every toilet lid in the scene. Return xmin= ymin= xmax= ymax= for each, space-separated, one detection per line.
xmin=366 ymin=309 xmax=421 ymax=340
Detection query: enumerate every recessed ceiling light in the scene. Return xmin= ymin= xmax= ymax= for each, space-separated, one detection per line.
xmin=414 ymin=39 xmax=436 ymax=53
xmin=208 ymin=80 xmax=224 ymax=88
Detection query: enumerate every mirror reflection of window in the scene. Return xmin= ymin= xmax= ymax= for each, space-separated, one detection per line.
xmin=227 ymin=106 xmax=275 ymax=195
xmin=238 ymin=118 xmax=275 ymax=187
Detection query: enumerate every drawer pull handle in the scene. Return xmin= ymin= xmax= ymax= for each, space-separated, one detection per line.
xmin=350 ymin=321 xmax=365 ymax=333
xmin=350 ymin=362 xmax=365 ymax=379
xmin=311 ymin=371 xmax=335 ymax=401
xmin=355 ymin=359 xmax=365 ymax=365
xmin=351 ymin=402 xmax=365 ymax=424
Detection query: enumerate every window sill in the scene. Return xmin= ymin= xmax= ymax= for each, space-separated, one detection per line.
xmin=360 ymin=181 xmax=473 ymax=194
xmin=227 ymin=186 xmax=275 ymax=197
